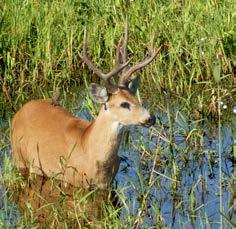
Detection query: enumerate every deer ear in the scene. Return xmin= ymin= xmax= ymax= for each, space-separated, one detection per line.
xmin=89 ymin=83 xmax=109 ymax=104
xmin=128 ymin=75 xmax=140 ymax=94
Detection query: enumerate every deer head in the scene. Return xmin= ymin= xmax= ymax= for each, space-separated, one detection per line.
xmin=79 ymin=21 xmax=161 ymax=128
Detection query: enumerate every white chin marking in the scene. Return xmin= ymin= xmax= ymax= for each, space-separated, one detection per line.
xmin=142 ymin=108 xmax=151 ymax=120
xmin=111 ymin=121 xmax=123 ymax=134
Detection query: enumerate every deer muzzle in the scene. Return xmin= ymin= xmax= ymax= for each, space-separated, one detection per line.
xmin=142 ymin=114 xmax=156 ymax=127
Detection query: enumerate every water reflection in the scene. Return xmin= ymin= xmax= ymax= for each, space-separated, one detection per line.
xmin=12 ymin=173 xmax=119 ymax=227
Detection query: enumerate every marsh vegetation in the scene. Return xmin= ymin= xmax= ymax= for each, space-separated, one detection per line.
xmin=0 ymin=0 xmax=235 ymax=228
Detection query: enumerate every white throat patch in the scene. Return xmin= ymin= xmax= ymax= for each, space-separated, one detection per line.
xmin=111 ymin=121 xmax=123 ymax=134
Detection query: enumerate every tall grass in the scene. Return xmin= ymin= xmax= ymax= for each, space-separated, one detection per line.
xmin=0 ymin=0 xmax=234 ymax=115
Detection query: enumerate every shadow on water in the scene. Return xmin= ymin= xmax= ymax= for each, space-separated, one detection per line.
xmin=0 ymin=106 xmax=235 ymax=227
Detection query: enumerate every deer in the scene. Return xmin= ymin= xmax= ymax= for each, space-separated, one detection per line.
xmin=11 ymin=22 xmax=161 ymax=190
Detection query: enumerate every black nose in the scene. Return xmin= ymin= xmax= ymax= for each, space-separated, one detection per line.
xmin=145 ymin=114 xmax=156 ymax=127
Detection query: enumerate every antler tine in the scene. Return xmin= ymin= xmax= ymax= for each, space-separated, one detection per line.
xmin=115 ymin=41 xmax=122 ymax=65
xmin=107 ymin=39 xmax=131 ymax=79
xmin=79 ymin=27 xmax=131 ymax=86
xmin=121 ymin=17 xmax=129 ymax=64
xmin=119 ymin=36 xmax=162 ymax=87
xmin=79 ymin=28 xmax=106 ymax=80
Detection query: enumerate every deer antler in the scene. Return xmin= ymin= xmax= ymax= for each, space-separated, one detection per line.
xmin=78 ymin=27 xmax=130 ymax=89
xmin=79 ymin=21 xmax=161 ymax=91
xmin=121 ymin=17 xmax=129 ymax=65
xmin=118 ymin=33 xmax=162 ymax=87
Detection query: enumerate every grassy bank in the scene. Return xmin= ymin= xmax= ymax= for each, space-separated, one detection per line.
xmin=0 ymin=0 xmax=235 ymax=116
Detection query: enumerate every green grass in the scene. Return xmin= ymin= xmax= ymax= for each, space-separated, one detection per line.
xmin=0 ymin=0 xmax=235 ymax=228
xmin=0 ymin=0 xmax=235 ymax=115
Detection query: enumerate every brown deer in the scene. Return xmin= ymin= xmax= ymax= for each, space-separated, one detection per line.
xmin=11 ymin=23 xmax=161 ymax=189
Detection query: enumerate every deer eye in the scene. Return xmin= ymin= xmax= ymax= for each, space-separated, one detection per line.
xmin=120 ymin=102 xmax=130 ymax=110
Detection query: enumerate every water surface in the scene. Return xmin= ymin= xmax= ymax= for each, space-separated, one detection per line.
xmin=0 ymin=107 xmax=235 ymax=228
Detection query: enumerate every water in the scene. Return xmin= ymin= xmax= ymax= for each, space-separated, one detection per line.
xmin=115 ymin=110 xmax=235 ymax=228
xmin=0 ymin=108 xmax=235 ymax=228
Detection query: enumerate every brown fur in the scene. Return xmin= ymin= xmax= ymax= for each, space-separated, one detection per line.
xmin=11 ymin=90 xmax=152 ymax=189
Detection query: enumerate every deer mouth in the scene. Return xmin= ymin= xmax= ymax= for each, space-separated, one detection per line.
xmin=141 ymin=114 xmax=156 ymax=127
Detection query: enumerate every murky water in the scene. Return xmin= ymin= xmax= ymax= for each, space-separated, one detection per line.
xmin=0 ymin=108 xmax=235 ymax=227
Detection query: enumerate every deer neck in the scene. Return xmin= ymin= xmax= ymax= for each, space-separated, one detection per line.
xmin=84 ymin=107 xmax=124 ymax=162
